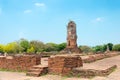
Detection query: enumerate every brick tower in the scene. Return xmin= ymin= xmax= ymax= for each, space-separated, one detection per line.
xmin=64 ymin=21 xmax=81 ymax=53
xmin=67 ymin=21 xmax=77 ymax=48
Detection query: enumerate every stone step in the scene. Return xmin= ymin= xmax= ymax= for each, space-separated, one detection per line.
xmin=26 ymin=65 xmax=48 ymax=77
xmin=28 ymin=69 xmax=43 ymax=72
xmin=32 ymin=65 xmax=48 ymax=69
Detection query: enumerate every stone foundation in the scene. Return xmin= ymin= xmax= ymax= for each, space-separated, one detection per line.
xmin=0 ymin=55 xmax=41 ymax=71
xmin=71 ymin=65 xmax=117 ymax=78
xmin=48 ymin=55 xmax=83 ymax=75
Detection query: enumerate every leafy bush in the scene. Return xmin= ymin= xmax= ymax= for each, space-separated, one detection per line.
xmin=92 ymin=45 xmax=107 ymax=53
xmin=27 ymin=47 xmax=35 ymax=53
xmin=79 ymin=45 xmax=92 ymax=53
xmin=107 ymin=43 xmax=113 ymax=51
xmin=0 ymin=44 xmax=4 ymax=53
xmin=112 ymin=44 xmax=120 ymax=51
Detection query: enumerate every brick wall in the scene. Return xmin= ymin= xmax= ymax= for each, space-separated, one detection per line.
xmin=48 ymin=56 xmax=83 ymax=75
xmin=0 ymin=55 xmax=41 ymax=71
xmin=82 ymin=52 xmax=120 ymax=63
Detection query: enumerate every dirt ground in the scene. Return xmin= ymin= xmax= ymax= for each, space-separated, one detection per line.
xmin=0 ymin=55 xmax=120 ymax=80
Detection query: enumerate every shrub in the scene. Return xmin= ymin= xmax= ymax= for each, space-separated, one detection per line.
xmin=112 ymin=44 xmax=120 ymax=51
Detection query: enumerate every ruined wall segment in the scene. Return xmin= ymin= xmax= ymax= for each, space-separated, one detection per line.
xmin=48 ymin=55 xmax=83 ymax=75
xmin=0 ymin=55 xmax=41 ymax=71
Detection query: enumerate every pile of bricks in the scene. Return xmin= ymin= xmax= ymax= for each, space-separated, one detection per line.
xmin=0 ymin=55 xmax=41 ymax=71
xmin=48 ymin=55 xmax=83 ymax=75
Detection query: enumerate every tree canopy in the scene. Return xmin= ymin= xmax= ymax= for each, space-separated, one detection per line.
xmin=0 ymin=39 xmax=119 ymax=54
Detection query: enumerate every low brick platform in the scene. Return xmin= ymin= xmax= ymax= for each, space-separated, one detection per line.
xmin=69 ymin=53 xmax=119 ymax=78
xmin=82 ymin=52 xmax=120 ymax=63
xmin=0 ymin=55 xmax=41 ymax=71
xmin=48 ymin=55 xmax=83 ymax=75
xmin=71 ymin=65 xmax=117 ymax=78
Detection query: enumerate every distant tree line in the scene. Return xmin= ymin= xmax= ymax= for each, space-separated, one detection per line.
xmin=0 ymin=38 xmax=66 ymax=54
xmin=79 ymin=43 xmax=120 ymax=53
xmin=0 ymin=39 xmax=120 ymax=54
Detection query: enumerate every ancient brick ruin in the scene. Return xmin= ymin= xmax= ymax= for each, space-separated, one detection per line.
xmin=0 ymin=52 xmax=118 ymax=77
xmin=0 ymin=20 xmax=118 ymax=78
xmin=48 ymin=55 xmax=83 ymax=75
xmin=0 ymin=55 xmax=40 ymax=71
xmin=63 ymin=21 xmax=81 ymax=53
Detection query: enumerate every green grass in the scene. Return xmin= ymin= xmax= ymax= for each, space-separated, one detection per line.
xmin=0 ymin=68 xmax=27 ymax=73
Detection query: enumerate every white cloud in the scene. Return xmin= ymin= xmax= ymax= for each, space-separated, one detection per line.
xmin=24 ymin=10 xmax=32 ymax=14
xmin=96 ymin=17 xmax=103 ymax=22
xmin=34 ymin=3 xmax=45 ymax=7
xmin=91 ymin=17 xmax=104 ymax=23
xmin=23 ymin=3 xmax=46 ymax=14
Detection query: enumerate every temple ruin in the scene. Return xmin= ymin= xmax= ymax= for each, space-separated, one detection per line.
xmin=63 ymin=21 xmax=81 ymax=53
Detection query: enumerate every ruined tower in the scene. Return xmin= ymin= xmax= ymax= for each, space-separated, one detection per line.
xmin=64 ymin=21 xmax=81 ymax=53
xmin=67 ymin=21 xmax=77 ymax=48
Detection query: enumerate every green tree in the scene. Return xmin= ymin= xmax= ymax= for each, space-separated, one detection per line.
xmin=57 ymin=42 xmax=66 ymax=51
xmin=92 ymin=45 xmax=107 ymax=53
xmin=27 ymin=47 xmax=35 ymax=53
xmin=107 ymin=43 xmax=113 ymax=51
xmin=19 ymin=39 xmax=30 ymax=52
xmin=79 ymin=45 xmax=92 ymax=53
xmin=112 ymin=44 xmax=120 ymax=51
xmin=103 ymin=44 xmax=107 ymax=51
xmin=14 ymin=41 xmax=23 ymax=53
xmin=44 ymin=43 xmax=58 ymax=52
xmin=30 ymin=40 xmax=45 ymax=53
xmin=4 ymin=42 xmax=20 ymax=53
xmin=0 ymin=44 xmax=4 ymax=53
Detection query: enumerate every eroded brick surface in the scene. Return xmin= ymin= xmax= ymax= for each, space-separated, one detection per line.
xmin=48 ymin=56 xmax=83 ymax=75
xmin=0 ymin=55 xmax=41 ymax=71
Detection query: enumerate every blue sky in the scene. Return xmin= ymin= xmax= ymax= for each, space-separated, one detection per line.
xmin=0 ymin=0 xmax=120 ymax=46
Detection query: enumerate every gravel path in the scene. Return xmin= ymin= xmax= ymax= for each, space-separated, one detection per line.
xmin=0 ymin=55 xmax=120 ymax=80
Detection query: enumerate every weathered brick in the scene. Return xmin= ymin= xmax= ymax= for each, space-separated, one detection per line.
xmin=0 ymin=55 xmax=41 ymax=71
xmin=48 ymin=56 xmax=83 ymax=75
